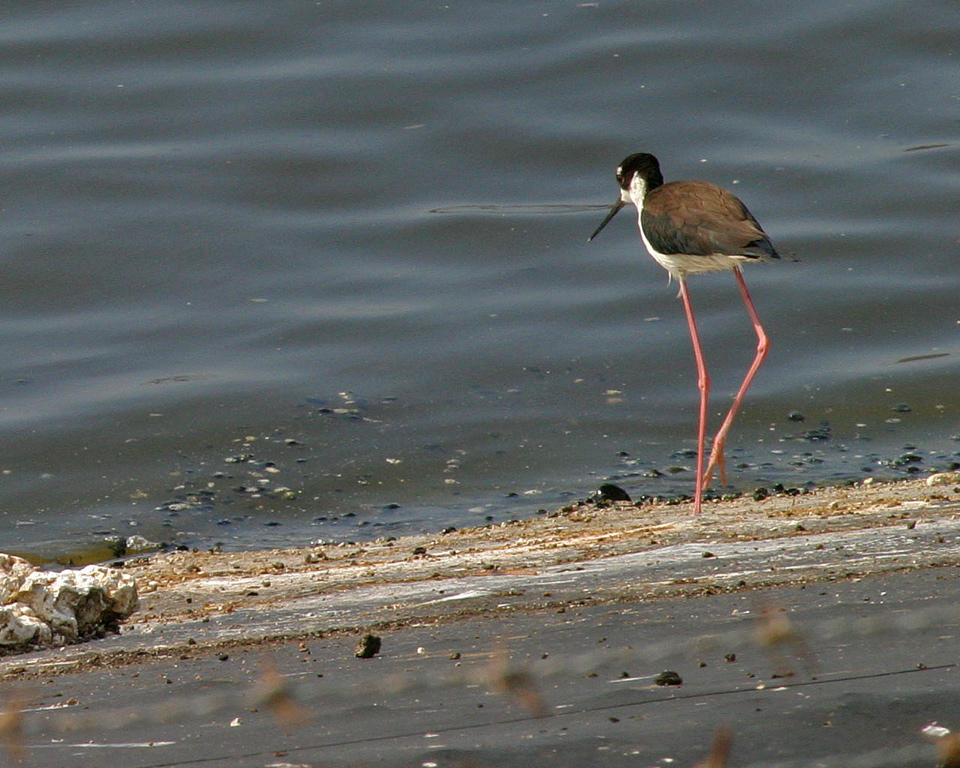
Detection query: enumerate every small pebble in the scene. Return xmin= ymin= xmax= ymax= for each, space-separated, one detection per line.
xmin=592 ymin=483 xmax=631 ymax=503
xmin=355 ymin=633 xmax=382 ymax=659
xmin=655 ymin=670 xmax=683 ymax=686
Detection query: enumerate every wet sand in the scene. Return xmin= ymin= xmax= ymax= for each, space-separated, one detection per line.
xmin=3 ymin=476 xmax=960 ymax=767
xmin=4 ymin=474 xmax=959 ymax=678
xmin=129 ymin=475 xmax=960 ymax=617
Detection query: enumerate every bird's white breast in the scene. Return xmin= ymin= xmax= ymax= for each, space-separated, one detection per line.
xmin=635 ymin=208 xmax=749 ymax=280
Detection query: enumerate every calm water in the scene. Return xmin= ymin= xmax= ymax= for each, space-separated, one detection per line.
xmin=0 ymin=1 xmax=957 ymax=562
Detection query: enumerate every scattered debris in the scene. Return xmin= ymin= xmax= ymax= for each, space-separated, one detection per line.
xmin=938 ymin=733 xmax=960 ymax=768
xmin=247 ymin=660 xmax=311 ymax=726
xmin=489 ymin=652 xmax=547 ymax=716
xmin=693 ymin=727 xmax=732 ymax=768
xmin=754 ymin=600 xmax=814 ymax=677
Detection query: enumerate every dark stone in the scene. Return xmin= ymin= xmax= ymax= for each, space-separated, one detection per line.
xmin=592 ymin=483 xmax=631 ymax=503
xmin=655 ymin=670 xmax=683 ymax=686
xmin=355 ymin=634 xmax=382 ymax=659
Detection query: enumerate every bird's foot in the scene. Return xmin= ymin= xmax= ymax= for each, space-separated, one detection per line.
xmin=704 ymin=442 xmax=728 ymax=489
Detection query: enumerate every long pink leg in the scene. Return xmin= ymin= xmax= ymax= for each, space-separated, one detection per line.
xmin=678 ymin=279 xmax=709 ymax=515
xmin=703 ymin=267 xmax=769 ymax=489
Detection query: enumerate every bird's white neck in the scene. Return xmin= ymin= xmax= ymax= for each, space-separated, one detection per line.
xmin=623 ymin=172 xmax=649 ymax=209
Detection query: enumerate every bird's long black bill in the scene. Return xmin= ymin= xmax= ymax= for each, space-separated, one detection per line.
xmin=587 ymin=198 xmax=626 ymax=242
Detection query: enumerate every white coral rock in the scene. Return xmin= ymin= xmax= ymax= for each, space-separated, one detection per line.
xmin=0 ymin=556 xmax=139 ymax=648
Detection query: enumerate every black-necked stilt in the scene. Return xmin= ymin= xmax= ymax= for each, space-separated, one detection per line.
xmin=589 ymin=152 xmax=779 ymax=514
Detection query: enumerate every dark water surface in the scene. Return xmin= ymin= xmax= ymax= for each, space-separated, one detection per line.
xmin=0 ymin=1 xmax=957 ymax=561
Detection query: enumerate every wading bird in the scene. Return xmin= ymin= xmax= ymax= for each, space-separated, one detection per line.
xmin=589 ymin=152 xmax=779 ymax=514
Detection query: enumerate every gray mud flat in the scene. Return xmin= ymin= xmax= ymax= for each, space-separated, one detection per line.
xmin=4 ymin=478 xmax=960 ymax=768
xmin=4 ymin=476 xmax=959 ymax=677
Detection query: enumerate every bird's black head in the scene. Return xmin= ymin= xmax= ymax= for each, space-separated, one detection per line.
xmin=587 ymin=152 xmax=665 ymax=242
xmin=616 ymin=152 xmax=664 ymax=192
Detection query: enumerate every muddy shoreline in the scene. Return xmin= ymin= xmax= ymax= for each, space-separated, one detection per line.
xmin=127 ymin=475 xmax=960 ymax=616
xmin=4 ymin=475 xmax=960 ymax=678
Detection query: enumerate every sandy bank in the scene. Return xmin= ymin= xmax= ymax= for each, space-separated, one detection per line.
xmin=128 ymin=475 xmax=960 ymax=621
xmin=4 ymin=475 xmax=960 ymax=678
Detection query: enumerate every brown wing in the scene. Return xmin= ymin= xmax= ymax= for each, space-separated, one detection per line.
xmin=642 ymin=181 xmax=778 ymax=259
